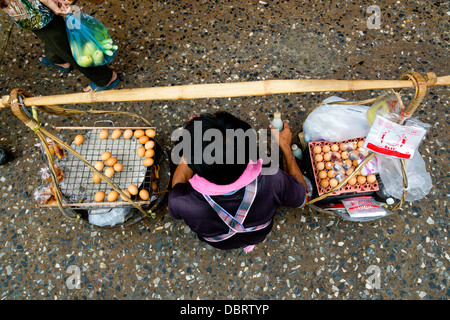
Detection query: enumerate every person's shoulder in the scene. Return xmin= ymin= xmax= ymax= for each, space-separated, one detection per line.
xmin=258 ymin=167 xmax=303 ymax=192
xmin=259 ymin=168 xmax=306 ymax=208
xmin=258 ymin=167 xmax=284 ymax=183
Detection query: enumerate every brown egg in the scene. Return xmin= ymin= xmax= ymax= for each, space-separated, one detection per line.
xmin=330 ymin=144 xmax=339 ymax=152
xmin=120 ymin=190 xmax=131 ymax=201
xmin=316 ymin=162 xmax=325 ymax=171
xmin=357 ymin=139 xmax=365 ymax=148
xmin=327 ymin=170 xmax=336 ymax=178
xmin=348 ymin=177 xmax=357 ymax=185
xmin=331 ymin=152 xmax=341 ymax=161
xmin=128 ymin=184 xmax=139 ymax=195
xmin=339 ymin=143 xmax=348 ymax=151
xmin=341 ymin=151 xmax=349 ymax=160
xmin=145 ymin=140 xmax=155 ymax=150
xmin=123 ymin=129 xmax=133 ymax=139
xmin=106 ymin=157 xmax=117 ymax=167
xmin=99 ymin=129 xmax=109 ymax=140
xmin=137 ymin=146 xmax=145 ymax=158
xmin=367 ymin=174 xmax=377 ymax=184
xmin=139 ymin=189 xmax=150 ymax=200
xmin=329 ymin=178 xmax=338 ymax=188
xmin=104 ymin=167 xmax=115 ymax=178
xmin=314 ymin=154 xmax=323 ymax=162
xmin=346 ymin=167 xmax=354 ymax=176
xmin=138 ymin=135 xmax=150 ymax=145
xmin=335 ymin=173 xmax=345 ymax=182
xmin=334 ymin=162 xmax=344 ymax=171
xmin=93 ymin=173 xmax=101 ymax=183
xmin=323 ymin=152 xmax=332 ymax=161
xmin=318 ymin=170 xmax=327 ymax=179
xmin=113 ymin=163 xmax=123 ymax=172
xmin=94 ymin=191 xmax=105 ymax=202
xmin=343 ymin=159 xmax=353 ymax=168
xmin=145 ymin=129 xmax=156 ymax=138
xmin=313 ymin=145 xmax=322 ymax=154
xmin=352 ymin=159 xmax=360 ymax=167
xmin=151 ymin=181 xmax=158 ymax=191
xmin=143 ymin=157 xmax=154 ymax=167
xmin=74 ymin=135 xmax=84 ymax=145
xmin=325 ymin=161 xmax=334 ymax=170
xmin=359 ymin=148 xmax=369 ymax=157
xmin=320 ymin=179 xmax=329 ymax=188
xmin=134 ymin=129 xmax=145 ymax=138
xmin=101 ymin=151 xmax=111 ymax=161
xmin=94 ymin=161 xmax=104 ymax=171
xmin=111 ymin=129 xmax=122 ymax=139
xmin=322 ymin=145 xmax=331 ymax=153
xmin=107 ymin=190 xmax=119 ymax=202
xmin=348 ymin=151 xmax=359 ymax=160
xmin=145 ymin=149 xmax=155 ymax=158
xmin=357 ymin=175 xmax=367 ymax=185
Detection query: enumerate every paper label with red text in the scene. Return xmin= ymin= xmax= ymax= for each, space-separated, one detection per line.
xmin=363 ymin=115 xmax=427 ymax=159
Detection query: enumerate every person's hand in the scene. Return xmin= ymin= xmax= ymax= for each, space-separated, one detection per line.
xmin=40 ymin=0 xmax=71 ymax=15
xmin=270 ymin=121 xmax=292 ymax=153
xmin=171 ymin=155 xmax=194 ymax=187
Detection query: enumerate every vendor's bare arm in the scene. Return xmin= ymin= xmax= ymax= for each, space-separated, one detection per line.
xmin=171 ymin=157 xmax=193 ymax=187
xmin=282 ymin=147 xmax=306 ymax=192
xmin=272 ymin=122 xmax=307 ymax=196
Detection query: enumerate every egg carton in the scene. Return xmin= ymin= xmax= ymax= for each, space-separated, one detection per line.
xmin=308 ymin=137 xmax=379 ymax=197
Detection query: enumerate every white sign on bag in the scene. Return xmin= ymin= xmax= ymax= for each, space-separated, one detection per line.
xmin=363 ymin=115 xmax=427 ymax=159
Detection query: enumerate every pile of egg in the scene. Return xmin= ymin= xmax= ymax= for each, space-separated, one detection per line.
xmin=74 ymin=128 xmax=157 ymax=203
xmin=310 ymin=138 xmax=377 ymax=194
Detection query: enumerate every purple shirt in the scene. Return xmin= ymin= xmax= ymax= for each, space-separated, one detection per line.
xmin=168 ymin=168 xmax=306 ymax=250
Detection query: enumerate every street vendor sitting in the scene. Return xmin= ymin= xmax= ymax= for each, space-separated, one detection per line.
xmin=168 ymin=111 xmax=306 ymax=252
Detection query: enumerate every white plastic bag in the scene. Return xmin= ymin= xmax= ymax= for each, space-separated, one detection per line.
xmin=366 ymin=90 xmax=404 ymax=125
xmin=377 ymin=152 xmax=432 ymax=202
xmin=303 ymin=176 xmax=313 ymax=199
xmin=341 ymin=196 xmax=390 ymax=218
xmin=303 ymin=96 xmax=370 ymax=143
xmin=88 ymin=208 xmax=130 ymax=227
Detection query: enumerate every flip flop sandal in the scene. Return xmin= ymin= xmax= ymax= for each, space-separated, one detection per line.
xmin=87 ymin=76 xmax=120 ymax=92
xmin=39 ymin=55 xmax=73 ymax=73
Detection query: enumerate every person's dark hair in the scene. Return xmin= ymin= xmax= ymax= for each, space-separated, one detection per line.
xmin=180 ymin=111 xmax=256 ymax=185
xmin=0 ymin=0 xmax=8 ymax=9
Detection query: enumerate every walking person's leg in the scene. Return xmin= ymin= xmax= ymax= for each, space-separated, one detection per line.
xmin=33 ymin=15 xmax=119 ymax=91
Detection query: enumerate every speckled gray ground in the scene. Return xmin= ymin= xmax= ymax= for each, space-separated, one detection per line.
xmin=0 ymin=0 xmax=448 ymax=301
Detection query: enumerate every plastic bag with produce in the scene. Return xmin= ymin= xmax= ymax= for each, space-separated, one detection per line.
xmin=65 ymin=11 xmax=118 ymax=67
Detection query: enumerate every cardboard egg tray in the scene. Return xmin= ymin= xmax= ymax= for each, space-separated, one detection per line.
xmin=308 ymin=137 xmax=379 ymax=197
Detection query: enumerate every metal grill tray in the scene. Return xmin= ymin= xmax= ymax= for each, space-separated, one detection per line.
xmin=58 ymin=127 xmax=153 ymax=205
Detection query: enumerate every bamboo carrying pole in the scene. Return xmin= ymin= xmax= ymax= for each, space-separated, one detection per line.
xmin=0 ymin=71 xmax=448 ymax=221
xmin=3 ymin=73 xmax=447 ymax=107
